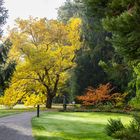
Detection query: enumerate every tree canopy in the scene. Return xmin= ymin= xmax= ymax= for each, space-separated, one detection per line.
xmin=2 ymin=17 xmax=82 ymax=108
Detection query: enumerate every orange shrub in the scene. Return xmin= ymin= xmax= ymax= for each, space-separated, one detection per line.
xmin=77 ymin=83 xmax=126 ymax=106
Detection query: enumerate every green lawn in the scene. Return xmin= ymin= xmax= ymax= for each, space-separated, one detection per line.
xmin=0 ymin=107 xmax=37 ymax=117
xmin=0 ymin=104 xmax=48 ymax=118
xmin=32 ymin=112 xmax=132 ymax=140
xmin=0 ymin=104 xmax=37 ymax=118
xmin=0 ymin=109 xmax=26 ymax=117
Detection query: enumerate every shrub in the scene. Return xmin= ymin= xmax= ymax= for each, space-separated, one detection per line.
xmin=77 ymin=83 xmax=113 ymax=106
xmin=106 ymin=114 xmax=140 ymax=140
xmin=77 ymin=83 xmax=127 ymax=107
xmin=105 ymin=119 xmax=125 ymax=136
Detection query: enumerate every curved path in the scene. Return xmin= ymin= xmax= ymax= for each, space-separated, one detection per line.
xmin=0 ymin=112 xmax=36 ymax=140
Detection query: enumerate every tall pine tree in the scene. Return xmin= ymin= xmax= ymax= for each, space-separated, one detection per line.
xmin=101 ymin=0 xmax=140 ymax=106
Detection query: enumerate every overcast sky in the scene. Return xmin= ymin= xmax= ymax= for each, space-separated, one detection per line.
xmin=3 ymin=0 xmax=66 ymax=35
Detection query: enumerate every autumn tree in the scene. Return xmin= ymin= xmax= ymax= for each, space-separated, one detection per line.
xmin=3 ymin=17 xmax=81 ymax=108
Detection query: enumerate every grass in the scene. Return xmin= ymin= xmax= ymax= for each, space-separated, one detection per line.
xmin=0 ymin=104 xmax=49 ymax=118
xmin=0 ymin=104 xmax=35 ymax=118
xmin=0 ymin=109 xmax=28 ymax=117
xmin=0 ymin=107 xmax=37 ymax=117
xmin=32 ymin=112 xmax=132 ymax=140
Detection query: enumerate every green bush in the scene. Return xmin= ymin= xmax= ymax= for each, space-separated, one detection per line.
xmin=105 ymin=119 xmax=125 ymax=136
xmin=97 ymin=103 xmax=114 ymax=111
xmin=74 ymin=104 xmax=81 ymax=109
xmin=106 ymin=114 xmax=140 ymax=140
xmin=113 ymin=128 xmax=140 ymax=140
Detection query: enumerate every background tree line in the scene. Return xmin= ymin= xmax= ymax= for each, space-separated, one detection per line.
xmin=57 ymin=0 xmax=140 ymax=108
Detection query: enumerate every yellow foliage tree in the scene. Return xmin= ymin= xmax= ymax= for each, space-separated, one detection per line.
xmin=3 ymin=17 xmax=82 ymax=108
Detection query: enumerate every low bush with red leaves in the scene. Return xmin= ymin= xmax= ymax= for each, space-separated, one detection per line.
xmin=77 ymin=83 xmax=127 ymax=107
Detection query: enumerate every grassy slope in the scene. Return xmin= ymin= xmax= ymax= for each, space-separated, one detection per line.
xmin=32 ymin=112 xmax=132 ymax=140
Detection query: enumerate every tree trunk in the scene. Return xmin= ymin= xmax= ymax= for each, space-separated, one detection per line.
xmin=46 ymin=95 xmax=53 ymax=108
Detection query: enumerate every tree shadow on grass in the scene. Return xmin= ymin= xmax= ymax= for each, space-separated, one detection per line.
xmin=0 ymin=125 xmax=33 ymax=140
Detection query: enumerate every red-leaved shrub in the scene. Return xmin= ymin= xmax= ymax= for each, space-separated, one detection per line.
xmin=77 ymin=83 xmax=126 ymax=106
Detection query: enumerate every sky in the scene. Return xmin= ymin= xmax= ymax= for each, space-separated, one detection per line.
xmin=3 ymin=0 xmax=66 ymax=35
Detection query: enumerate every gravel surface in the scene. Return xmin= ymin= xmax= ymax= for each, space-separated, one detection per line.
xmin=0 ymin=112 xmax=36 ymax=140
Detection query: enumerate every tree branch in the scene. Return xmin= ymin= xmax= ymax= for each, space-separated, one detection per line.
xmin=52 ymin=74 xmax=60 ymax=97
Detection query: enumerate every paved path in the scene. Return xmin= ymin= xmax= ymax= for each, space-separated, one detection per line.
xmin=0 ymin=112 xmax=36 ymax=140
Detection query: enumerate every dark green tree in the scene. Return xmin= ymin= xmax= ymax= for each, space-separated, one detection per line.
xmin=58 ymin=0 xmax=113 ymax=96
xmin=102 ymin=0 xmax=140 ymax=62
xmin=0 ymin=0 xmax=15 ymax=95
xmin=57 ymin=0 xmax=81 ymax=23
xmin=99 ymin=0 xmax=140 ymax=105
xmin=58 ymin=0 xmax=133 ymax=98
xmin=71 ymin=0 xmax=132 ymax=96
xmin=0 ymin=0 xmax=8 ymax=35
xmin=0 ymin=39 xmax=16 ymax=95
